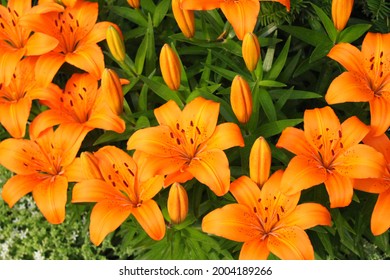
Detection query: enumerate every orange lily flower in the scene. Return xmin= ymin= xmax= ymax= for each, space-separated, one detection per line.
xmin=19 ymin=0 xmax=118 ymax=81
xmin=0 ymin=124 xmax=89 ymax=224
xmin=276 ymin=106 xmax=386 ymax=208
xmin=326 ymin=32 xmax=390 ymax=136
xmin=181 ymin=0 xmax=290 ymax=40
xmin=355 ymin=132 xmax=390 ymax=236
xmin=0 ymin=0 xmax=62 ymax=85
xmin=202 ymin=170 xmax=331 ymax=259
xmin=127 ymin=97 xmax=245 ymax=196
xmin=71 ymin=146 xmax=166 ymax=246
xmin=0 ymin=57 xmax=41 ymax=138
xmin=29 ymin=70 xmax=125 ymax=139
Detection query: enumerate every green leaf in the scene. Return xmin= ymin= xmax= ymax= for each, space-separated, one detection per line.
xmin=311 ymin=3 xmax=338 ymax=42
xmin=203 ymin=63 xmax=238 ymax=81
xmin=309 ymin=40 xmax=334 ymax=63
xmin=152 ymin=0 xmax=170 ymax=27
xmin=258 ymin=80 xmax=286 ymax=88
xmin=135 ymin=115 xmax=150 ymax=130
xmin=270 ymin=89 xmax=323 ymax=100
xmin=139 ymin=76 xmax=184 ymax=107
xmin=258 ymin=87 xmax=277 ymax=122
xmin=278 ymin=25 xmax=324 ymax=46
xmin=145 ymin=14 xmax=156 ymax=76
xmin=134 ymin=32 xmax=148 ymax=75
xmin=200 ymin=50 xmax=212 ymax=86
xmin=265 ymin=36 xmax=291 ymax=80
xmin=111 ymin=6 xmax=148 ymax=27
xmin=93 ymin=128 xmax=133 ymax=146
xmin=338 ymin=24 xmax=372 ymax=43
xmin=254 ymin=119 xmax=303 ymax=138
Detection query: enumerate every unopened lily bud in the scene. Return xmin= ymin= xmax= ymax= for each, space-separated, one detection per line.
xmin=332 ymin=0 xmax=354 ymax=31
xmin=230 ymin=75 xmax=253 ymax=124
xmin=250 ymin=137 xmax=271 ymax=188
xmin=127 ymin=0 xmax=140 ymax=9
xmin=101 ymin=68 xmax=124 ymax=115
xmin=159 ymin=44 xmax=181 ymax=91
xmin=172 ymin=0 xmax=195 ymax=38
xmin=168 ymin=183 xmax=188 ymax=224
xmin=106 ymin=25 xmax=126 ymax=62
xmin=242 ymin=32 xmax=260 ymax=72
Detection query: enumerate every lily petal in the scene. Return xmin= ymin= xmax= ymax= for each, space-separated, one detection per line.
xmin=333 ymin=144 xmax=385 ymax=179
xmin=276 ymin=127 xmax=314 ymax=157
xmin=0 ymin=96 xmax=31 ymax=138
xmin=89 ymin=200 xmax=132 ymax=246
xmin=181 ymin=0 xmax=223 ymax=10
xmin=202 ymin=203 xmax=260 ymax=242
xmin=339 ymin=116 xmax=370 ymax=150
xmin=1 ymin=174 xmax=38 ymax=208
xmin=239 ymin=238 xmax=270 ymax=260
xmin=369 ymin=96 xmax=390 ymax=137
xmin=138 ymin=175 xmax=164 ymax=201
xmin=371 ymin=188 xmax=390 ymax=235
xmin=326 ymin=72 xmax=373 ymax=104
xmin=204 ymin=123 xmax=245 ymax=151
xmin=187 ymin=149 xmax=230 ymax=196
xmin=280 ymin=156 xmax=327 ymax=196
xmin=328 ymin=43 xmax=365 ymax=76
xmin=220 ymin=0 xmax=259 ymax=40
xmin=0 ymin=47 xmax=25 ymax=86
xmin=324 ymin=172 xmax=354 ymax=208
xmin=154 ymin=99 xmax=181 ymax=129
xmin=354 ymin=178 xmax=390 ymax=194
xmin=34 ymin=53 xmax=66 ymax=87
xmin=32 ymin=175 xmax=68 ymax=224
xmin=72 ymin=179 xmax=120 ymax=203
xmin=284 ymin=203 xmax=331 ymax=229
xmin=24 ymin=32 xmax=59 ymax=56
xmin=230 ymin=176 xmax=261 ymax=209
xmin=268 ymin=226 xmax=314 ymax=260
xmin=87 ymin=110 xmax=126 ymax=133
xmin=65 ymin=44 xmax=105 ymax=79
xmin=132 ymin=199 xmax=166 ymax=240
xmin=29 ymin=109 xmax=70 ymax=139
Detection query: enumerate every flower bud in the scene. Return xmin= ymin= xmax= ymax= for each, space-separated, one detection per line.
xmin=172 ymin=0 xmax=195 ymax=38
xmin=230 ymin=75 xmax=253 ymax=124
xmin=168 ymin=182 xmax=188 ymax=224
xmin=332 ymin=0 xmax=354 ymax=31
xmin=101 ymin=68 xmax=124 ymax=115
xmin=159 ymin=44 xmax=181 ymax=91
xmin=242 ymin=32 xmax=260 ymax=72
xmin=106 ymin=25 xmax=126 ymax=62
xmin=250 ymin=137 xmax=271 ymax=188
xmin=127 ymin=0 xmax=140 ymax=9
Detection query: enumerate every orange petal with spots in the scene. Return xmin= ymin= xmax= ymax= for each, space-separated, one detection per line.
xmin=32 ymin=175 xmax=68 ymax=224
xmin=239 ymin=238 xmax=270 ymax=260
xmin=303 ymin=106 xmax=341 ymax=152
xmin=202 ymin=204 xmax=260 ymax=242
xmin=0 ymin=46 xmax=25 ymax=86
xmin=132 ymin=199 xmax=166 ymax=241
xmin=89 ymin=200 xmax=132 ymax=246
xmin=1 ymin=174 xmax=39 ymax=208
xmin=65 ymin=152 xmax=103 ymax=182
xmin=284 ymin=203 xmax=331 ymax=229
xmin=333 ymin=144 xmax=385 ymax=179
xmin=354 ymin=178 xmax=389 ymax=194
xmin=371 ymin=189 xmax=390 ymax=235
xmin=268 ymin=226 xmax=314 ymax=260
